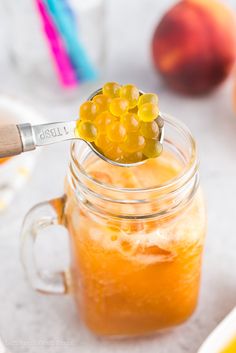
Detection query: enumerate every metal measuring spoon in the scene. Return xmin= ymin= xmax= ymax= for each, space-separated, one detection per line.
xmin=0 ymin=88 xmax=164 ymax=167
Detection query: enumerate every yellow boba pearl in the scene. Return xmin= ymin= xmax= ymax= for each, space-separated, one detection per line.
xmin=94 ymin=111 xmax=115 ymax=132
xmin=79 ymin=101 xmax=100 ymax=121
xmin=102 ymin=82 xmax=121 ymax=98
xmin=124 ymin=151 xmax=143 ymax=163
xmin=107 ymin=121 xmax=127 ymax=143
xmin=109 ymin=98 xmax=129 ymax=117
xmin=120 ymin=84 xmax=140 ymax=109
xmin=129 ymin=106 xmax=138 ymax=114
xmin=140 ymin=121 xmax=159 ymax=139
xmin=138 ymin=102 xmax=159 ymax=122
xmin=120 ymin=112 xmax=140 ymax=132
xmin=138 ymin=93 xmax=158 ymax=107
xmin=104 ymin=144 xmax=123 ymax=161
xmin=143 ymin=139 xmax=163 ymax=158
xmin=121 ymin=133 xmax=145 ymax=153
xmin=76 ymin=121 xmax=97 ymax=142
xmin=92 ymin=94 xmax=111 ymax=113
xmin=95 ymin=133 xmax=113 ymax=152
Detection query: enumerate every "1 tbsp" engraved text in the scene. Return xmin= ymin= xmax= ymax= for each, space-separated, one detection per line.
xmin=39 ymin=126 xmax=70 ymax=140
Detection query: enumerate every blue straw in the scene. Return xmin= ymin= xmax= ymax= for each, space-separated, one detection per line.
xmin=60 ymin=0 xmax=76 ymax=27
xmin=44 ymin=0 xmax=97 ymax=82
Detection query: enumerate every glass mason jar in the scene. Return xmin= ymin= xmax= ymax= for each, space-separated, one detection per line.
xmin=21 ymin=114 xmax=207 ymax=337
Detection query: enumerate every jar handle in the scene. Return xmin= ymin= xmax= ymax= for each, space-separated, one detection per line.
xmin=20 ymin=196 xmax=70 ymax=295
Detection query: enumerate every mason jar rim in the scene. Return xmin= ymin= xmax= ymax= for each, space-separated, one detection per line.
xmin=69 ymin=113 xmax=198 ymax=194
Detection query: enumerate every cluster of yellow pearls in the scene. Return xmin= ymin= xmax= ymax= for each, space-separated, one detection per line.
xmin=76 ymin=82 xmax=162 ymax=163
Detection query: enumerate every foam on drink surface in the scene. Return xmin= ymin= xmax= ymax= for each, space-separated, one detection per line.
xmin=68 ymin=151 xmax=205 ymax=265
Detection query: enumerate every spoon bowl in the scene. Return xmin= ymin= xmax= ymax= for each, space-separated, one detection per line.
xmin=0 ymin=88 xmax=164 ymax=167
xmin=85 ymin=88 xmax=165 ymax=167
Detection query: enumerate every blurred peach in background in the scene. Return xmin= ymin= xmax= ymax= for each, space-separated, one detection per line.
xmin=152 ymin=0 xmax=236 ymax=95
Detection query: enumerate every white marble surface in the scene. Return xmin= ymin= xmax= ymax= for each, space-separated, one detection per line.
xmin=0 ymin=0 xmax=236 ymax=352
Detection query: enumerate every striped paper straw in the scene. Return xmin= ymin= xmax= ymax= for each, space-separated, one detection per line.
xmin=45 ymin=0 xmax=97 ymax=82
xmin=36 ymin=0 xmax=78 ymax=87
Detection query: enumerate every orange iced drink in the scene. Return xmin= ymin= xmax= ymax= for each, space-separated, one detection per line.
xmin=65 ymin=149 xmax=206 ymax=337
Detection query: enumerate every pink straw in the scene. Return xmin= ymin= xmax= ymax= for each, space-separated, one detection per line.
xmin=35 ymin=0 xmax=78 ymax=88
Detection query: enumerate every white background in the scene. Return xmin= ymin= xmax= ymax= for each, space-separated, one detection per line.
xmin=0 ymin=0 xmax=236 ymax=352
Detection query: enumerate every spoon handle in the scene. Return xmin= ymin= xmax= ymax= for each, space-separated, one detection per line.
xmin=0 ymin=121 xmax=77 ymax=158
xmin=0 ymin=124 xmax=23 ymax=157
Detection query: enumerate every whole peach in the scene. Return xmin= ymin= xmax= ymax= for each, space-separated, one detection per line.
xmin=152 ymin=0 xmax=236 ymax=95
